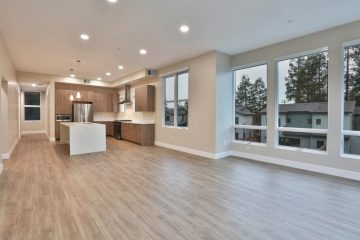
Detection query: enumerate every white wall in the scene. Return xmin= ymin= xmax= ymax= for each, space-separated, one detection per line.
xmin=0 ymin=33 xmax=20 ymax=171
xmin=155 ymin=51 xmax=218 ymax=154
xmin=230 ymin=20 xmax=360 ymax=173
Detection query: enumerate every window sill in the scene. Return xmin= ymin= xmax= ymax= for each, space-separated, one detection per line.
xmin=341 ymin=153 xmax=360 ymax=160
xmin=232 ymin=140 xmax=267 ymax=147
xmin=162 ymin=125 xmax=188 ymax=130
xmin=275 ymin=145 xmax=327 ymax=155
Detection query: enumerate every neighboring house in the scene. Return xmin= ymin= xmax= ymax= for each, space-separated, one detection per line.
xmin=235 ymin=102 xmax=357 ymax=151
xmin=165 ymin=105 xmax=188 ymax=127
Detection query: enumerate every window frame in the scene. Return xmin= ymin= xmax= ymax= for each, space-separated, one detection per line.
xmin=341 ymin=39 xmax=360 ymax=158
xmin=24 ymin=91 xmax=41 ymax=122
xmin=162 ymin=70 xmax=189 ymax=129
xmin=275 ymin=47 xmax=329 ymax=153
xmin=232 ymin=61 xmax=268 ymax=146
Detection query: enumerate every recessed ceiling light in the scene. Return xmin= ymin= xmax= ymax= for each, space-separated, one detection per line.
xmin=180 ymin=25 xmax=190 ymax=33
xmin=32 ymin=84 xmax=36 ymax=87
xmin=97 ymin=77 xmax=102 ymax=81
xmin=107 ymin=0 xmax=118 ymax=3
xmin=118 ymin=65 xmax=124 ymax=70
xmin=70 ymin=74 xmax=76 ymax=78
xmin=106 ymin=72 xmax=111 ymax=76
xmin=80 ymin=34 xmax=90 ymax=40
xmin=139 ymin=49 xmax=147 ymax=55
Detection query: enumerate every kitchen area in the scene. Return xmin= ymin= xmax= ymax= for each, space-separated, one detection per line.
xmin=55 ymin=81 xmax=156 ymax=155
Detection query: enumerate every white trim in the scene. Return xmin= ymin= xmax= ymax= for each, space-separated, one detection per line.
xmin=0 ymin=162 xmax=3 ymax=175
xmin=232 ymin=61 xmax=267 ymax=71
xmin=343 ymin=130 xmax=360 ymax=137
xmin=277 ymin=127 xmax=328 ymax=134
xmin=275 ymin=145 xmax=327 ymax=155
xmin=21 ymin=130 xmax=46 ymax=135
xmin=228 ymin=150 xmax=360 ymax=181
xmin=49 ymin=137 xmax=56 ymax=142
xmin=160 ymin=67 xmax=189 ymax=78
xmin=154 ymin=141 xmax=228 ymax=159
xmin=275 ymin=46 xmax=329 ymax=62
xmin=1 ymin=137 xmax=19 ymax=160
xmin=234 ymin=125 xmax=267 ymax=130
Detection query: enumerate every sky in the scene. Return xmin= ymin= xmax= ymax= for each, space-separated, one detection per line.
xmin=165 ymin=72 xmax=189 ymax=101
xmin=235 ymin=62 xmax=290 ymax=104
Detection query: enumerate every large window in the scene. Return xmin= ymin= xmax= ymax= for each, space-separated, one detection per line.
xmin=343 ymin=42 xmax=360 ymax=155
xmin=24 ymin=91 xmax=41 ymax=121
xmin=163 ymin=71 xmax=189 ymax=127
xmin=277 ymin=49 xmax=328 ymax=151
xmin=234 ymin=64 xmax=267 ymax=143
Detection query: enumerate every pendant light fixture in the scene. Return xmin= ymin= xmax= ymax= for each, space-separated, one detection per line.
xmin=75 ymin=60 xmax=82 ymax=99
xmin=69 ymin=68 xmax=75 ymax=101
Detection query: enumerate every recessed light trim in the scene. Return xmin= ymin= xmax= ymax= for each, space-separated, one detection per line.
xmin=31 ymin=84 xmax=36 ymax=87
xmin=118 ymin=65 xmax=124 ymax=70
xmin=70 ymin=74 xmax=76 ymax=78
xmin=97 ymin=77 xmax=102 ymax=81
xmin=139 ymin=49 xmax=147 ymax=55
xmin=106 ymin=72 xmax=111 ymax=76
xmin=180 ymin=25 xmax=190 ymax=33
xmin=80 ymin=34 xmax=90 ymax=40
xmin=107 ymin=0 xmax=118 ymax=3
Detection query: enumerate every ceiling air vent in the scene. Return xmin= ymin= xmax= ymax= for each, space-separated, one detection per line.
xmin=146 ymin=69 xmax=156 ymax=77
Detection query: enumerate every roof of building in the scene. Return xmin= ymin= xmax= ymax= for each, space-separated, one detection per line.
xmin=253 ymin=101 xmax=355 ymax=114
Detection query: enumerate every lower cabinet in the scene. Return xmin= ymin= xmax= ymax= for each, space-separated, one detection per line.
xmin=121 ymin=123 xmax=154 ymax=146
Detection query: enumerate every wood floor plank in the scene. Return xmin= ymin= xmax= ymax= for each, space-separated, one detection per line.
xmin=0 ymin=134 xmax=360 ymax=240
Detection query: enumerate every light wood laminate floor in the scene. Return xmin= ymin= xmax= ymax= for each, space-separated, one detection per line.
xmin=0 ymin=134 xmax=360 ymax=240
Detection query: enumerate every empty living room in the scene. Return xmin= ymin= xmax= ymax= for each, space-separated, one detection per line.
xmin=0 ymin=0 xmax=360 ymax=239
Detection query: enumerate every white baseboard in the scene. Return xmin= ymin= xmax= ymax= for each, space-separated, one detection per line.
xmin=228 ymin=151 xmax=360 ymax=181
xmin=153 ymin=141 xmax=360 ymax=181
xmin=21 ymin=130 xmax=46 ymax=135
xmin=1 ymin=137 xmax=19 ymax=160
xmin=49 ymin=137 xmax=56 ymax=142
xmin=155 ymin=141 xmax=228 ymax=159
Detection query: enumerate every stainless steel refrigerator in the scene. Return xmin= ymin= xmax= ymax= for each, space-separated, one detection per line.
xmin=73 ymin=102 xmax=94 ymax=123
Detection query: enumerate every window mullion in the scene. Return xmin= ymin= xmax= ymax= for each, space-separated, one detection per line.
xmin=174 ymin=74 xmax=179 ymax=127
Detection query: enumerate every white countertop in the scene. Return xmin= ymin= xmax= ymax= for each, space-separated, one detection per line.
xmin=60 ymin=122 xmax=103 ymax=127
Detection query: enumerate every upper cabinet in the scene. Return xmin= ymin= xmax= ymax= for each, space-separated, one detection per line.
xmin=93 ymin=91 xmax=116 ymax=113
xmin=135 ymin=85 xmax=155 ymax=112
xmin=55 ymin=83 xmax=119 ymax=114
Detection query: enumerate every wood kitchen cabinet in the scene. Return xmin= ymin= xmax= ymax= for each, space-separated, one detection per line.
xmin=55 ymin=89 xmax=74 ymax=114
xmin=93 ymin=92 xmax=114 ymax=112
xmin=121 ymin=123 xmax=154 ymax=146
xmin=135 ymin=85 xmax=155 ymax=112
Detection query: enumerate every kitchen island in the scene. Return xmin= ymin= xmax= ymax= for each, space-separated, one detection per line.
xmin=60 ymin=122 xmax=106 ymax=155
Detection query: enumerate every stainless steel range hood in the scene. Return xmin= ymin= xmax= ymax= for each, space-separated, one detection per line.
xmin=119 ymin=84 xmax=133 ymax=105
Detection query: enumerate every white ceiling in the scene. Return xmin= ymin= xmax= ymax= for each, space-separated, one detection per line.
xmin=0 ymin=0 xmax=360 ymax=82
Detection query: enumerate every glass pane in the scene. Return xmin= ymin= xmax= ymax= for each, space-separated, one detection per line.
xmin=234 ymin=64 xmax=267 ymax=126
xmin=178 ymin=72 xmax=189 ymax=100
xmin=165 ymin=76 xmax=175 ymax=101
xmin=343 ymin=44 xmax=360 ymax=131
xmin=177 ymin=101 xmax=188 ymax=127
xmin=234 ymin=129 xmax=266 ymax=143
xmin=24 ymin=92 xmax=40 ymax=105
xmin=277 ymin=51 xmax=328 ymax=129
xmin=278 ymin=131 xmax=326 ymax=151
xmin=165 ymin=102 xmax=174 ymax=126
xmin=344 ymin=135 xmax=360 ymax=155
xmin=25 ymin=107 xmax=40 ymax=121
